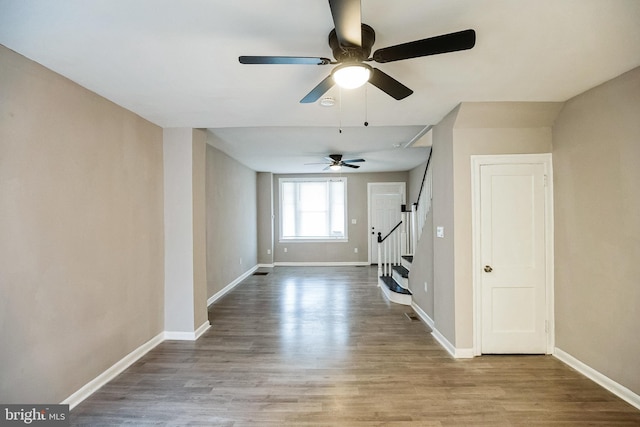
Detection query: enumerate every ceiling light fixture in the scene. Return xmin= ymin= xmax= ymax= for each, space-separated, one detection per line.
xmin=329 ymin=164 xmax=342 ymax=171
xmin=331 ymin=63 xmax=372 ymax=89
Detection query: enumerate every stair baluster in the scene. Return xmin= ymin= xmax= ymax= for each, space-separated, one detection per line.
xmin=377 ymin=148 xmax=432 ymax=306
xmin=377 ymin=220 xmax=412 ymax=305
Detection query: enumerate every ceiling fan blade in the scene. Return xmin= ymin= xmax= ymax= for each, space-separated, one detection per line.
xmin=323 ymin=165 xmax=333 ymax=171
xmin=369 ymin=68 xmax=413 ymax=100
xmin=342 ymin=158 xmax=365 ymax=163
xmin=300 ymin=75 xmax=335 ymax=103
xmin=328 ymin=0 xmax=362 ymax=48
xmin=305 ymin=162 xmax=331 ymax=165
xmin=239 ymin=56 xmax=332 ymax=65
xmin=328 ymin=154 xmax=343 ymax=162
xmin=342 ymin=163 xmax=360 ymax=169
xmin=372 ymin=29 xmax=476 ymax=63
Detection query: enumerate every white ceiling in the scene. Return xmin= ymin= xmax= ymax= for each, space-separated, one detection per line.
xmin=2 ymin=0 xmax=640 ymax=173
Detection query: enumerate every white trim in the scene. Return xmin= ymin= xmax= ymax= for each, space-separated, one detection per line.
xmin=279 ymin=238 xmax=348 ymax=243
xmin=384 ymin=300 xmax=477 ymax=358
xmin=61 ymin=331 xmax=165 ymax=409
xmin=258 ymin=263 xmax=275 ymax=268
xmin=193 ymin=321 xmax=211 ymax=339
xmin=431 ymin=327 xmax=456 ymax=357
xmin=392 ymin=269 xmax=409 ymax=289
xmin=410 ymin=302 xmax=434 ymax=329
xmin=164 ymin=320 xmax=211 ymax=341
xmin=378 ymin=278 xmax=412 ymax=305
xmin=453 ymin=347 xmax=475 ymax=359
xmin=404 ymin=125 xmax=432 ymax=149
xmin=430 ymin=326 xmax=475 ymax=359
xmin=274 ymin=261 xmax=370 ymax=267
xmin=554 ymin=348 xmax=640 ymax=410
xmin=470 ymin=153 xmax=554 ymax=356
xmin=207 ymin=265 xmax=259 ymax=306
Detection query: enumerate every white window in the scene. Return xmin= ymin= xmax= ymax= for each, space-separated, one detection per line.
xmin=279 ymin=177 xmax=347 ymax=241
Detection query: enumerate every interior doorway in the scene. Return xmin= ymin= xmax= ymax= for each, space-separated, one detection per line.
xmin=471 ymin=154 xmax=554 ymax=355
xmin=368 ymin=182 xmax=406 ymax=264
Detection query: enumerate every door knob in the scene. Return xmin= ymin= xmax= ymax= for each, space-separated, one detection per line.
xmin=484 ymin=265 xmax=493 ymax=273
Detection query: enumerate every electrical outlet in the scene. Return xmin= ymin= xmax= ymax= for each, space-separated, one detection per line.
xmin=239 ymin=257 xmax=242 ymax=266
xmin=424 ymin=281 xmax=428 ymax=292
xmin=284 ymin=247 xmax=288 ymax=253
xmin=267 ymin=249 xmax=271 ymax=255
xmin=354 ymin=248 xmax=358 ymax=253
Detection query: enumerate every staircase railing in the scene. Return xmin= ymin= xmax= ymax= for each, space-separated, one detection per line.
xmin=409 ymin=148 xmax=433 ymax=253
xmin=377 ymin=148 xmax=433 ymax=279
xmin=377 ymin=221 xmax=403 ymax=278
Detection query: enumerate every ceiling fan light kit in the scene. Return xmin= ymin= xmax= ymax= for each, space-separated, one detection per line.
xmin=239 ymin=0 xmax=476 ymax=104
xmin=332 ymin=62 xmax=372 ymax=89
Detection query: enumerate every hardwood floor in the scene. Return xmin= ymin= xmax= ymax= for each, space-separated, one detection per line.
xmin=71 ymin=266 xmax=640 ymax=426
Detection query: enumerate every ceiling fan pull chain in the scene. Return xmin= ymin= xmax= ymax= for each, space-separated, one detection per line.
xmin=339 ymin=86 xmax=343 ymax=133
xmin=364 ymin=85 xmax=369 ymax=127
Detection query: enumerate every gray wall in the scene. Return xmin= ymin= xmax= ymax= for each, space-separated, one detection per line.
xmin=553 ymin=66 xmax=640 ymax=394
xmin=431 ymin=107 xmax=459 ymax=343
xmin=423 ymin=102 xmax=560 ymax=349
xmin=451 ymin=103 xmax=558 ymax=349
xmin=273 ymin=172 xmax=409 ymax=263
xmin=0 ymin=45 xmax=165 ymax=403
xmin=205 ymin=142 xmax=257 ymax=298
xmin=192 ymin=130 xmax=208 ymax=328
xmin=407 ymin=160 xmax=434 ymax=320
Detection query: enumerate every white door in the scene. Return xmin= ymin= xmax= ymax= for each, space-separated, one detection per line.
xmin=368 ymin=183 xmax=405 ymax=264
xmin=479 ymin=163 xmax=547 ymax=354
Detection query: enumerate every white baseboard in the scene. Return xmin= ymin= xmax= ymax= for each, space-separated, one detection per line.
xmin=207 ymin=265 xmax=259 ymax=306
xmin=274 ymin=261 xmax=370 ymax=267
xmin=430 ymin=327 xmax=456 ymax=358
xmin=410 ymin=302 xmax=435 ymax=329
xmin=554 ymin=347 xmax=640 ymax=410
xmin=258 ymin=263 xmax=274 ymax=268
xmin=429 ymin=324 xmax=474 ymax=359
xmin=63 ymin=321 xmax=214 ymax=409
xmin=193 ymin=321 xmax=211 ymax=339
xmin=409 ymin=302 xmax=474 ymax=358
xmin=62 ymin=331 xmax=165 ymax=410
xmin=164 ymin=320 xmax=211 ymax=341
xmin=453 ymin=346 xmax=475 ymax=359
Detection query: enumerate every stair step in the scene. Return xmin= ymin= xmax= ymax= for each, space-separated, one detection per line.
xmin=379 ymin=276 xmax=412 ymax=295
xmin=392 ymin=265 xmax=409 ymax=278
xmin=402 ymin=255 xmax=413 ymax=263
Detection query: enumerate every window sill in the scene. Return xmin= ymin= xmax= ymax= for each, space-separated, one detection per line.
xmin=279 ymin=238 xmax=348 ymax=244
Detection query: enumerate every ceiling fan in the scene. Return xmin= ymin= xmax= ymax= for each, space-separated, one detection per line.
xmin=306 ymin=154 xmax=365 ymax=171
xmin=239 ymin=0 xmax=476 ymax=103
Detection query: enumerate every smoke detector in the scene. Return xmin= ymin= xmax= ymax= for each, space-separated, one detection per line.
xmin=319 ymin=97 xmax=336 ymax=107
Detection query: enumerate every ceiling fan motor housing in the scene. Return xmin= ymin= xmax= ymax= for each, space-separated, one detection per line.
xmin=329 ymin=24 xmax=376 ymax=62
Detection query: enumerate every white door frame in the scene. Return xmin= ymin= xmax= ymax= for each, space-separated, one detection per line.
xmin=471 ymin=154 xmax=555 ymax=356
xmin=367 ymin=182 xmax=406 ymax=264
